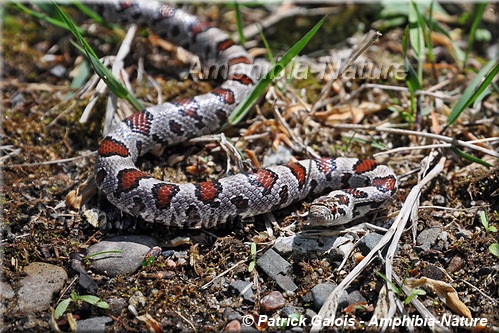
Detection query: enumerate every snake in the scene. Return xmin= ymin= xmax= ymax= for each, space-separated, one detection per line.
xmin=93 ymin=1 xmax=398 ymax=229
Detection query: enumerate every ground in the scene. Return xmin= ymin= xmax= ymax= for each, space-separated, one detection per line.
xmin=1 ymin=2 xmax=498 ymax=333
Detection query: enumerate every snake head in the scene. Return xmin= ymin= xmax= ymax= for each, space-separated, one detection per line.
xmin=308 ymin=193 xmax=353 ymax=226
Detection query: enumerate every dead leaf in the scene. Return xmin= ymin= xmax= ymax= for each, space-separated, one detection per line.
xmin=137 ymin=313 xmax=164 ymax=333
xmin=405 ymin=277 xmax=472 ymax=319
xmin=66 ymin=176 xmax=97 ymax=209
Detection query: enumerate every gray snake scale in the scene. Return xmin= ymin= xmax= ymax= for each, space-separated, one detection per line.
xmin=94 ymin=1 xmax=398 ymax=229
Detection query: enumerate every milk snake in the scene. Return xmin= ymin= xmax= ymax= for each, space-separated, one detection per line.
xmin=93 ymin=1 xmax=398 ymax=229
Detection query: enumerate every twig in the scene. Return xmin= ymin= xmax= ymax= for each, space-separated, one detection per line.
xmin=201 ymin=258 xmax=247 ymax=290
xmin=374 ymin=137 xmax=499 ymax=157
xmin=3 ymin=151 xmax=97 ymax=168
xmin=173 ymin=310 xmax=197 ymax=333
xmin=103 ymin=24 xmax=137 ymax=135
xmin=236 ymin=5 xmax=340 ymax=43
xmin=362 ymin=83 xmax=459 ymax=101
xmin=0 ymin=145 xmax=21 ymax=163
xmin=189 ymin=133 xmax=246 ymax=172
xmin=419 ymin=205 xmax=487 ymax=212
xmin=382 ymin=154 xmax=446 ymax=332
xmin=312 ymin=30 xmax=382 ymax=112
xmin=311 ymin=154 xmax=446 ymax=333
xmin=329 ymin=124 xmax=499 ymax=158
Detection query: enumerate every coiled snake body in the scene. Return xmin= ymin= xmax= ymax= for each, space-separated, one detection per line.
xmin=94 ymin=1 xmax=398 ymax=229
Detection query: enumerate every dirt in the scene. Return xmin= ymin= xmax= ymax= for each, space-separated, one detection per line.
xmin=1 ymin=3 xmax=498 ymax=333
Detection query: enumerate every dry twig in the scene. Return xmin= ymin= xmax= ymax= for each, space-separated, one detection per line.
xmin=311 ymin=153 xmax=446 ymax=333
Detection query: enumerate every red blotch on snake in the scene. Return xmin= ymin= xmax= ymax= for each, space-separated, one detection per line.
xmin=285 ymin=163 xmax=307 ymax=190
xmin=212 ymin=87 xmax=235 ymax=104
xmin=117 ymin=169 xmax=148 ymax=191
xmin=152 ymin=183 xmax=180 ymax=209
xmin=98 ymin=138 xmax=129 ymax=158
xmin=354 ymin=159 xmax=378 ymax=174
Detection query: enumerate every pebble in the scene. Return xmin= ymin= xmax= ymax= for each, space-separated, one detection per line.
xmin=346 ymin=290 xmax=366 ymax=304
xmin=304 ymin=308 xmax=317 ymax=321
xmin=257 ymin=249 xmax=291 ymax=276
xmin=224 ymin=319 xmax=241 ymax=332
xmin=357 ymin=233 xmax=384 ymax=255
xmin=447 ymin=256 xmax=465 ymax=274
xmin=256 ymin=249 xmax=298 ymax=292
xmin=223 ymin=307 xmax=242 ymax=321
xmin=0 ymin=281 xmax=14 ymax=316
xmin=229 ymin=280 xmax=254 ymax=303
xmin=262 ymin=145 xmax=292 ymax=167
xmin=14 ymin=262 xmax=68 ymax=314
xmin=129 ymin=291 xmax=147 ymax=309
xmin=311 ymin=282 xmax=349 ymax=309
xmin=260 ymin=291 xmax=286 ymax=312
xmin=107 ymin=297 xmax=127 ymax=317
xmin=416 ymin=227 xmax=442 ymax=251
xmin=75 ymin=316 xmax=112 ymax=333
xmin=273 ymin=235 xmax=338 ymax=257
xmin=432 ymin=194 xmax=446 ymax=205
xmin=10 ymin=92 xmax=25 ymax=107
xmin=275 ymin=275 xmax=298 ymax=293
xmin=420 ymin=264 xmax=444 ymax=280
xmin=49 ymin=64 xmax=67 ymax=78
xmin=280 ymin=305 xmax=302 ymax=318
xmin=87 ymin=235 xmax=158 ymax=276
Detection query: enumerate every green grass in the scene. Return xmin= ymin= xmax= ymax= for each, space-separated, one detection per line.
xmin=229 ymin=16 xmax=327 ymax=125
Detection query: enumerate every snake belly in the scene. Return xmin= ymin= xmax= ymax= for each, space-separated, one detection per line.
xmin=93 ymin=1 xmax=398 ymax=229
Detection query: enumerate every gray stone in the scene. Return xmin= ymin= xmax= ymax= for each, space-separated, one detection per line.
xmin=357 ymin=233 xmax=384 ymax=255
xmin=0 ymin=280 xmax=15 ymax=299
xmin=417 ymin=227 xmax=442 ymax=251
xmin=280 ymin=305 xmax=301 ymax=317
xmin=311 ymin=282 xmax=337 ymax=309
xmin=257 ymin=249 xmax=298 ymax=293
xmin=0 ymin=281 xmax=14 ymax=316
xmin=14 ymin=262 xmax=68 ymax=314
xmin=275 ymin=274 xmax=298 ymax=293
xmin=311 ymin=282 xmax=350 ymax=310
xmin=263 ymin=145 xmax=292 ymax=167
xmin=273 ymin=235 xmax=338 ymax=257
xmin=432 ymin=194 xmax=446 ymax=206
xmin=107 ymin=297 xmax=127 ymax=317
xmin=257 ymin=249 xmax=292 ymax=277
xmin=229 ymin=280 xmax=254 ymax=303
xmin=346 ymin=290 xmax=366 ymax=304
xmin=304 ymin=308 xmax=317 ymax=320
xmin=223 ymin=307 xmax=242 ymax=321
xmin=240 ymin=324 xmax=260 ymax=333
xmin=75 ymin=316 xmax=112 ymax=333
xmin=88 ymin=235 xmax=158 ymax=276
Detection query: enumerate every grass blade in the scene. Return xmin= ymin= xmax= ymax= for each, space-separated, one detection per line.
xmin=53 ymin=2 xmax=143 ymax=111
xmin=463 ymin=3 xmax=488 ymax=69
xmin=409 ymin=1 xmax=425 ymax=84
xmin=259 ymin=25 xmax=275 ymax=65
xmin=71 ymin=1 xmax=105 ymax=25
xmin=402 ymin=24 xmax=421 ymax=119
xmin=229 ymin=16 xmax=326 ymax=125
xmin=451 ymin=146 xmax=492 ymax=168
xmin=447 ymin=60 xmax=498 ymax=125
xmin=234 ymin=3 xmax=246 ymax=45
xmin=11 ymin=3 xmax=80 ymax=33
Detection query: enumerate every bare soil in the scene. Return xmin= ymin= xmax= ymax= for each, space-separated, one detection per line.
xmin=2 ymin=3 xmax=498 ymax=332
